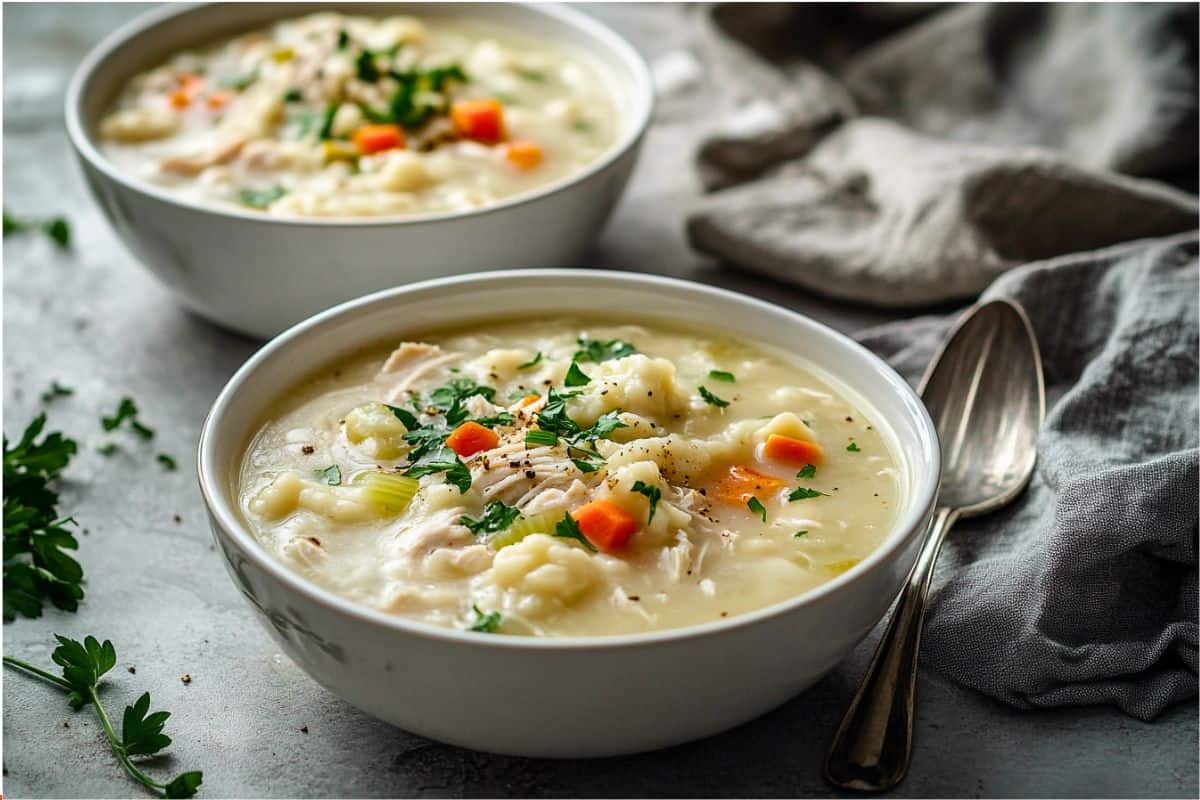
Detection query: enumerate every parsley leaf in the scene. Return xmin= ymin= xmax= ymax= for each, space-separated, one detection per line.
xmin=788 ymin=487 xmax=826 ymax=501
xmin=563 ymin=361 xmax=591 ymax=387
xmin=3 ymin=210 xmax=72 ymax=250
xmin=795 ymin=530 xmax=809 ymax=538
xmin=460 ymin=501 xmax=520 ymax=536
xmin=473 ymin=412 xmax=515 ymax=428
xmin=156 ymin=453 xmax=178 ymax=472
xmin=314 ymin=465 xmax=341 ymax=485
xmin=355 ymin=49 xmax=381 ymax=82
xmin=96 ymin=443 xmax=119 ymax=457
xmin=525 ymin=429 xmax=559 ymax=447
xmin=698 ymin=385 xmax=730 ymax=408
xmin=468 ymin=604 xmax=501 ymax=633
xmin=747 ymin=497 xmax=767 ymax=522
xmin=517 ymin=352 xmax=542 ymax=369
xmin=796 ymin=464 xmax=817 ymax=479
xmin=574 ymin=337 xmax=638 ymax=363
xmin=535 ymin=388 xmax=583 ymax=438
xmin=3 ymin=414 xmax=82 ymax=620
xmin=553 ymin=513 xmax=596 ymax=551
xmin=708 ymin=370 xmax=736 ymax=383
xmin=576 ymin=411 xmax=626 ymax=444
xmin=406 ymin=447 xmax=471 ymax=492
xmin=847 ymin=442 xmax=861 ymax=452
xmin=385 ymin=403 xmax=419 ymax=430
xmin=4 ymin=635 xmax=204 ymax=797
xmin=40 ymin=381 xmax=74 ymax=404
xmin=282 ymin=87 xmax=303 ymax=103
xmin=101 ymin=397 xmax=155 ymax=439
xmin=630 ymin=480 xmax=661 ymax=523
xmin=238 ymin=186 xmax=286 ymax=209
xmin=317 ymin=102 xmax=339 ymax=140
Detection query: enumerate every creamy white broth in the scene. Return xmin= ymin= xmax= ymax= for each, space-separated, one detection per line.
xmin=98 ymin=13 xmax=618 ymax=218
xmin=237 ymin=319 xmax=903 ymax=636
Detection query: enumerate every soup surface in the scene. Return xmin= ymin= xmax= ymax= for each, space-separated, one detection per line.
xmin=98 ymin=13 xmax=618 ymax=217
xmin=237 ymin=319 xmax=903 ymax=636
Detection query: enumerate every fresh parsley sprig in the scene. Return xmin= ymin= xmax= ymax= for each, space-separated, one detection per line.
xmin=3 ymin=209 xmax=72 ymax=250
xmin=460 ymin=501 xmax=519 ymax=536
xmin=3 ymin=635 xmax=203 ymax=797
xmin=630 ymin=480 xmax=661 ymax=523
xmin=573 ymin=337 xmax=637 ymax=364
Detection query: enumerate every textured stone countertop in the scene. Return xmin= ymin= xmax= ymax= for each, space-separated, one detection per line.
xmin=3 ymin=4 xmax=1196 ymax=798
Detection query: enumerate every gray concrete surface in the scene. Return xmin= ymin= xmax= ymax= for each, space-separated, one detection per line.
xmin=3 ymin=4 xmax=1196 ymax=798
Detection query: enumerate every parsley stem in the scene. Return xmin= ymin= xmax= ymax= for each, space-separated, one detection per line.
xmin=89 ymin=686 xmax=171 ymax=795
xmin=2 ymin=655 xmax=74 ymax=691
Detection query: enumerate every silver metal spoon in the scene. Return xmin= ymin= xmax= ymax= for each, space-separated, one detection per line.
xmin=824 ymin=298 xmax=1046 ymax=792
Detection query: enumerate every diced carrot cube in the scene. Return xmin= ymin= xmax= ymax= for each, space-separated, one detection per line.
xmin=168 ymin=89 xmax=193 ymax=109
xmin=710 ymin=465 xmax=786 ymax=506
xmin=445 ymin=421 xmax=499 ymax=457
xmin=450 ymin=98 xmax=506 ymax=144
xmin=352 ymin=124 xmax=405 ymax=154
xmin=762 ymin=434 xmax=823 ymax=466
xmin=571 ymin=500 xmax=638 ymax=552
xmin=504 ymin=140 xmax=543 ymax=170
xmin=205 ymin=90 xmax=233 ymax=110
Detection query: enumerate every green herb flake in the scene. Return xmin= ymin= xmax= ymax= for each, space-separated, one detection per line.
xmin=40 ymin=381 xmax=74 ymax=404
xmin=3 ymin=634 xmax=203 ymax=796
xmin=525 ymin=429 xmax=559 ymax=448
xmin=631 ymin=480 xmax=661 ymax=523
xmin=282 ymin=87 xmax=303 ymax=103
xmin=314 ymin=465 xmax=342 ymax=485
xmin=698 ymin=385 xmax=730 ymax=408
xmin=460 ymin=501 xmax=520 ymax=537
xmin=474 ymin=412 xmax=515 ymax=429
xmin=4 ymin=210 xmax=73 ymax=250
xmin=406 ymin=447 xmax=471 ymax=493
xmin=517 ymin=352 xmax=543 ymax=370
xmin=574 ymin=337 xmax=637 ymax=364
xmin=355 ymin=49 xmax=380 ymax=82
xmin=468 ymin=604 xmax=501 ymax=633
xmin=788 ymin=486 xmax=826 ymax=502
xmin=317 ymin=102 xmax=339 ymax=140
xmin=795 ymin=463 xmax=817 ymax=480
xmin=96 ymin=443 xmax=118 ymax=457
xmin=553 ymin=513 xmax=597 ymax=551
xmin=563 ymin=361 xmax=591 ymax=387
xmin=747 ymin=497 xmax=767 ymax=522
xmin=707 ymin=370 xmax=736 ymax=383
xmin=156 ymin=453 xmax=177 ymax=472
xmin=238 ymin=186 xmax=286 ymax=210
xmin=571 ymin=458 xmax=600 ymax=474
xmin=101 ymin=397 xmax=154 ymax=440
xmin=795 ymin=530 xmax=809 ymax=539
xmin=571 ymin=120 xmax=593 ymax=133
xmin=846 ymin=442 xmax=861 ymax=452
xmin=337 ymin=29 xmax=350 ymax=50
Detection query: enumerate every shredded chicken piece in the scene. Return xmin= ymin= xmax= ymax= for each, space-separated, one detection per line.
xmin=378 ymin=342 xmax=458 ymax=400
xmin=160 ymin=136 xmax=248 ymax=175
xmin=469 ymin=439 xmax=584 ymax=507
xmin=388 ymin=506 xmax=472 ymax=556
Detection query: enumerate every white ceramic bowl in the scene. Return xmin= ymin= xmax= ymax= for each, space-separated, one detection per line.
xmin=65 ymin=3 xmax=653 ymax=339
xmin=198 ymin=270 xmax=941 ymax=758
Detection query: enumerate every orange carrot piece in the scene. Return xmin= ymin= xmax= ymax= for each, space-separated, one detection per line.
xmin=353 ymin=124 xmax=405 ymax=154
xmin=504 ymin=140 xmax=542 ymax=170
xmin=450 ymin=98 xmax=506 ymax=144
xmin=762 ymin=434 xmax=823 ymax=466
xmin=168 ymin=88 xmax=193 ymax=109
xmin=571 ymin=499 xmax=638 ymax=552
xmin=710 ymin=465 xmax=786 ymax=506
xmin=445 ymin=421 xmax=499 ymax=457
xmin=516 ymin=394 xmax=541 ymax=409
xmin=205 ymin=90 xmax=234 ymax=110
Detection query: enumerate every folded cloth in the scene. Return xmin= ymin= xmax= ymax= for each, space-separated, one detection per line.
xmin=685 ymin=3 xmax=1200 ymax=307
xmin=856 ymin=232 xmax=1199 ymax=720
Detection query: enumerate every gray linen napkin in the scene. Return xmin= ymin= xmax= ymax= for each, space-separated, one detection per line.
xmin=857 ymin=232 xmax=1199 ymax=720
xmin=685 ymin=3 xmax=1200 ymax=307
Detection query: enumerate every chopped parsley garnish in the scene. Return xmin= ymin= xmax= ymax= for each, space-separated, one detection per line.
xmin=218 ymin=71 xmax=258 ymax=91
xmin=317 ymin=102 xmax=339 ymax=140
xmin=796 ymin=464 xmax=817 ymax=479
xmin=747 ymin=497 xmax=767 ymax=522
xmin=516 ymin=68 xmax=546 ymax=82
xmin=405 ymin=447 xmax=471 ymax=493
xmin=847 ymin=442 xmax=861 ymax=452
xmin=360 ymin=64 xmax=469 ymax=129
xmin=40 ymin=381 xmax=74 ymax=403
xmin=698 ymin=385 xmax=730 ymax=408
xmin=427 ymin=378 xmax=495 ymax=426
xmin=156 ymin=454 xmax=177 ymax=472
xmin=579 ymin=411 xmax=626 ymax=444
xmin=468 ymin=605 xmax=501 ymax=633
xmin=563 ymin=361 xmax=591 ymax=387
xmin=534 ymin=388 xmax=584 ymax=438
xmin=4 ymin=210 xmax=72 ymax=250
xmin=3 ymin=634 xmax=203 ymax=797
xmin=238 ymin=186 xmax=286 ymax=210
xmin=460 ymin=501 xmax=520 ymax=536
xmin=96 ymin=443 xmax=119 ymax=457
xmin=553 ymin=513 xmax=596 ymax=552
xmin=314 ymin=465 xmax=341 ymax=485
xmin=574 ymin=337 xmax=637 ymax=364
xmin=3 ymin=414 xmax=82 ymax=620
xmin=337 ymin=29 xmax=350 ymax=50
xmin=517 ymin=352 xmax=542 ymax=370
xmin=101 ymin=397 xmax=154 ymax=440
xmin=474 ymin=412 xmax=515 ymax=428
xmin=788 ymin=487 xmax=826 ymax=501
xmin=282 ymin=87 xmax=303 ymax=103
xmin=631 ymin=480 xmax=661 ymax=523
xmin=795 ymin=530 xmax=809 ymax=538
xmin=525 ymin=429 xmax=559 ymax=447
xmin=355 ymin=50 xmax=381 ymax=82
xmin=385 ymin=403 xmax=419 ymax=430
xmin=707 ymin=370 xmax=736 ymax=383
xmin=571 ymin=458 xmax=600 ymax=473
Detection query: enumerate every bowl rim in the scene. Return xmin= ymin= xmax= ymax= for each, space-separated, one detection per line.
xmin=64 ymin=1 xmax=654 ymax=228
xmin=197 ymin=269 xmax=941 ymax=650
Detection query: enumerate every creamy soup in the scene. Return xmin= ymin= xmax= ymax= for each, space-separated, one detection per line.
xmin=98 ymin=13 xmax=618 ymax=217
xmin=237 ymin=320 xmax=903 ymax=636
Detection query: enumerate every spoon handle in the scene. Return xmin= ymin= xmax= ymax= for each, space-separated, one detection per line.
xmin=823 ymin=506 xmax=959 ymax=792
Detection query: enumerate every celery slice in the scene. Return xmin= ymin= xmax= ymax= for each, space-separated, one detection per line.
xmin=354 ymin=471 xmax=418 ymax=515
xmin=490 ymin=511 xmax=562 ymax=550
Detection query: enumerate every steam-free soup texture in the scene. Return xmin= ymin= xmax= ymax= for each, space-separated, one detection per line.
xmin=238 ymin=320 xmax=902 ymax=636
xmin=99 ymin=13 xmax=617 ymax=217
